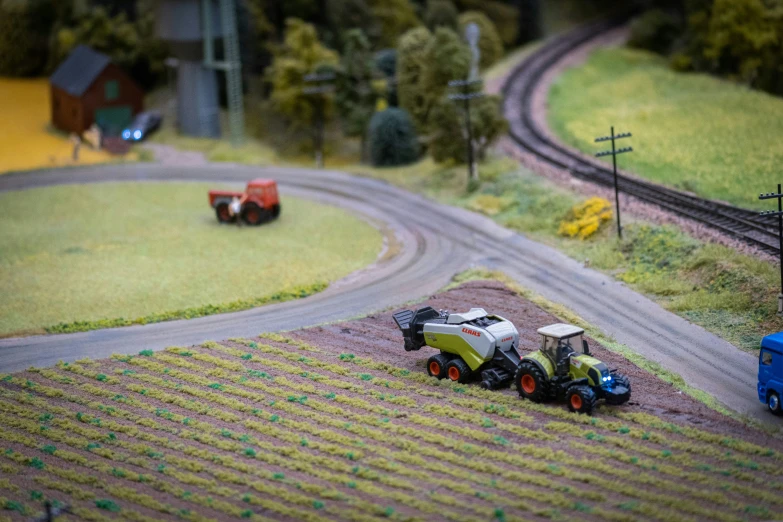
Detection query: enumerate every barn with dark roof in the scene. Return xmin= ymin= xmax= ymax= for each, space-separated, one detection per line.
xmin=50 ymin=45 xmax=143 ymax=135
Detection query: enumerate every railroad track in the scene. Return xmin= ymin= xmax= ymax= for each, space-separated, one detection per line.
xmin=502 ymin=16 xmax=781 ymax=254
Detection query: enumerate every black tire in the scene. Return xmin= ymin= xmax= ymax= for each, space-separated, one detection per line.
xmin=605 ymin=372 xmax=631 ymax=405
xmin=768 ymin=392 xmax=782 ymax=415
xmin=215 ymin=203 xmax=235 ymax=224
xmin=514 ymin=361 xmax=549 ymax=403
xmin=444 ymin=358 xmax=472 ymax=383
xmin=427 ymin=353 xmax=450 ymax=379
xmin=271 ymin=204 xmax=281 ymax=219
xmin=242 ymin=203 xmax=265 ymax=226
xmin=566 ymin=385 xmax=597 ymax=415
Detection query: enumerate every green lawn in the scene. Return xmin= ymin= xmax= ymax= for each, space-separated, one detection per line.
xmin=548 ymin=47 xmax=783 ymax=210
xmin=0 ymin=183 xmax=382 ymax=336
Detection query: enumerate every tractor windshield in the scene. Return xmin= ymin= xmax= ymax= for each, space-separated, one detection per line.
xmin=559 ymin=334 xmax=585 ymax=355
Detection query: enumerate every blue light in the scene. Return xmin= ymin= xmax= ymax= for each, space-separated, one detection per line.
xmin=133 ymin=130 xmax=142 ymax=140
xmin=122 ymin=130 xmax=131 ymax=139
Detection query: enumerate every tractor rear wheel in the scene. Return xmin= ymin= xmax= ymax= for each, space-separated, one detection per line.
xmin=768 ymin=392 xmax=782 ymax=415
xmin=566 ymin=385 xmax=597 ymax=415
xmin=427 ymin=353 xmax=450 ymax=379
xmin=445 ymin=358 xmax=472 ymax=383
xmin=242 ymin=203 xmax=265 ymax=226
xmin=216 ymin=203 xmax=235 ymax=224
xmin=515 ymin=362 xmax=549 ymax=403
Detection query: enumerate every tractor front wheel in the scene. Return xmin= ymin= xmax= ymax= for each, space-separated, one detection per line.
xmin=768 ymin=392 xmax=782 ymax=415
xmin=427 ymin=353 xmax=450 ymax=379
xmin=445 ymin=359 xmax=472 ymax=383
xmin=515 ymin=362 xmax=549 ymax=403
xmin=566 ymin=385 xmax=597 ymax=415
xmin=216 ymin=203 xmax=235 ymax=224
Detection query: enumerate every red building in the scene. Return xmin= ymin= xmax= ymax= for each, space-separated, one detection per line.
xmin=49 ymin=45 xmax=143 ymax=136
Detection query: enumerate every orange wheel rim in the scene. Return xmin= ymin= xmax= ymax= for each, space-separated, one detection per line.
xmin=429 ymin=361 xmax=440 ymax=375
xmin=521 ymin=374 xmax=536 ymax=394
xmin=570 ymin=394 xmax=583 ymax=410
xmin=448 ymin=366 xmax=460 ymax=381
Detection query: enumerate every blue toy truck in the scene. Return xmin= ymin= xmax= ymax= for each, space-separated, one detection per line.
xmin=758 ymin=332 xmax=783 ymax=414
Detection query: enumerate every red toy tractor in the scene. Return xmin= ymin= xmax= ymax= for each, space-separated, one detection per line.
xmin=208 ymin=179 xmax=281 ymax=226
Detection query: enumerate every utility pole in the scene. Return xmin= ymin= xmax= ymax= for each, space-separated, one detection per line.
xmin=760 ymin=184 xmax=783 ymax=315
xmin=595 ymin=127 xmax=633 ymax=239
xmin=303 ymin=72 xmax=336 ymax=169
xmin=447 ymin=78 xmax=483 ymax=182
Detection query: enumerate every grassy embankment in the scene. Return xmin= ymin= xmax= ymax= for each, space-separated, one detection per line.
xmin=0 ymin=183 xmax=382 ymax=336
xmin=0 ymin=78 xmax=139 ymax=174
xmin=548 ymin=47 xmax=783 ymax=210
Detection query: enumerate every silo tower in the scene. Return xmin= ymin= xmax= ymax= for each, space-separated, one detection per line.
xmin=154 ymin=0 xmax=244 ymax=145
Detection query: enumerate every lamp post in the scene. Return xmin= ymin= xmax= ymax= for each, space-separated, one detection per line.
xmin=759 ymin=184 xmax=783 ymax=315
xmin=595 ymin=127 xmax=633 ymax=239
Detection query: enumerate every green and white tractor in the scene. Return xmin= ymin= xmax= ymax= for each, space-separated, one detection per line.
xmin=393 ymin=307 xmax=631 ymax=415
xmin=393 ymin=307 xmax=522 ymax=390
xmin=515 ymin=324 xmax=631 ymax=414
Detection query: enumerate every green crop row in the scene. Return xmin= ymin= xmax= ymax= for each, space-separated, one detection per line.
xmin=110 ymin=356 xmax=758 ymax=521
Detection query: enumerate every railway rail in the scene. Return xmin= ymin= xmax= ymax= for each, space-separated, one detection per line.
xmin=502 ymin=16 xmax=780 ymax=254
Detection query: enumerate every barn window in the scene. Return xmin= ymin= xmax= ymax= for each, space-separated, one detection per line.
xmin=105 ymin=80 xmax=119 ymax=101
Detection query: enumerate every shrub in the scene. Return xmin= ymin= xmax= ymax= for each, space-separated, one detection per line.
xmin=557 ymin=197 xmax=613 ymax=240
xmin=429 ymin=94 xmax=506 ymax=163
xmin=627 ymin=10 xmax=681 ymax=55
xmin=424 ymin=0 xmax=459 ymax=31
xmin=396 ymin=26 xmax=433 ymax=131
xmin=368 ymin=108 xmax=419 ymax=167
xmin=458 ymin=11 xmax=504 ymax=70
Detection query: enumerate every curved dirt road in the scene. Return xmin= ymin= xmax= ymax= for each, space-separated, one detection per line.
xmin=0 ymin=163 xmax=767 ymax=424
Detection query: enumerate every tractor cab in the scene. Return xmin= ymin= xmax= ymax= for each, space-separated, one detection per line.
xmin=537 ymin=324 xmax=589 ymax=374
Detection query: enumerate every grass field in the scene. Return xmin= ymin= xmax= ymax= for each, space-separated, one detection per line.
xmin=0 ymin=183 xmax=382 ymax=336
xmin=0 ymin=329 xmax=779 ymax=521
xmin=0 ymin=78 xmax=137 ymax=174
xmin=548 ymin=48 xmax=783 ymax=210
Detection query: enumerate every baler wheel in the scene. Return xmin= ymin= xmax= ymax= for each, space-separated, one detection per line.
xmin=427 ymin=353 xmax=450 ymax=379
xmin=445 ymin=359 xmax=471 ymax=383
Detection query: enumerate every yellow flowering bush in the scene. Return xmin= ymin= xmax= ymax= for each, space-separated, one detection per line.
xmin=558 ymin=197 xmax=613 ymax=239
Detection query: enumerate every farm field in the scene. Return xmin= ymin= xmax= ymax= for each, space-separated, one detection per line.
xmin=0 ymin=280 xmax=780 ymax=521
xmin=0 ymin=78 xmax=137 ymax=174
xmin=547 ymin=47 xmax=783 ymax=210
xmin=0 ymin=182 xmax=382 ymax=337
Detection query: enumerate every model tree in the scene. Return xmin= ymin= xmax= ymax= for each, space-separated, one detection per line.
xmin=366 ymin=0 xmax=420 ymax=48
xmin=429 ymin=93 xmax=507 ymax=164
xmin=0 ymin=0 xmax=57 ymax=76
xmin=335 ymin=29 xmax=379 ymax=161
xmin=397 ymin=26 xmax=433 ymax=132
xmin=268 ymin=18 xmax=340 ymax=131
xmin=424 ymin=0 xmax=459 ymax=31
xmin=326 ymin=0 xmax=378 ymax=49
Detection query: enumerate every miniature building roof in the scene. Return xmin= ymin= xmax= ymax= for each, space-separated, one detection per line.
xmin=762 ymin=332 xmax=783 ymax=353
xmin=447 ymin=308 xmax=488 ymax=324
xmin=537 ymin=323 xmax=584 ymax=339
xmin=50 ymin=45 xmax=112 ymax=97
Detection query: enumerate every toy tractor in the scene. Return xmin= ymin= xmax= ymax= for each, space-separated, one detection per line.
xmin=208 ymin=179 xmax=281 ymax=226
xmin=393 ymin=307 xmax=522 ymax=390
xmin=515 ymin=324 xmax=631 ymax=414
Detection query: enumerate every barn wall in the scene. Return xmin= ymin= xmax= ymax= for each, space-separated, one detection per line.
xmin=50 ymin=86 xmax=82 ymax=134
xmin=81 ymin=64 xmax=144 ymax=133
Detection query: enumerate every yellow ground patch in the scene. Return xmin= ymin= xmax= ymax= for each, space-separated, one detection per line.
xmin=0 ymin=78 xmax=136 ymax=174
